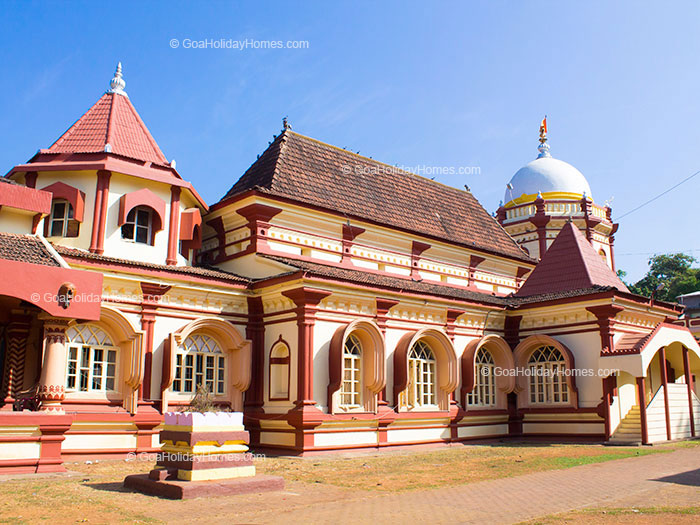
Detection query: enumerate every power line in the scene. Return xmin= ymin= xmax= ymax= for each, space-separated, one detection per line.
xmin=616 ymin=168 xmax=700 ymax=220
xmin=617 ymin=248 xmax=700 ymax=257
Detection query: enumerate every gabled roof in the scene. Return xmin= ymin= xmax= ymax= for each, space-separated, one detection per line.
xmin=219 ymin=130 xmax=532 ymax=263
xmin=46 ymin=92 xmax=170 ymax=167
xmin=515 ymin=221 xmax=629 ymax=297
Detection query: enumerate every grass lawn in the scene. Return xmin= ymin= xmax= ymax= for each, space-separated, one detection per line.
xmin=0 ymin=440 xmax=696 ymax=524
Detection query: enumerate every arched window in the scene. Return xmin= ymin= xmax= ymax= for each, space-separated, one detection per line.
xmin=340 ymin=334 xmax=362 ymax=409
xmin=48 ymin=199 xmax=80 ymax=238
xmin=528 ymin=346 xmax=568 ymax=405
xmin=407 ymin=340 xmax=436 ymax=408
xmin=66 ymin=324 xmax=118 ymax=392
xmin=172 ymin=334 xmax=225 ymax=395
xmin=467 ymin=348 xmax=496 ymax=407
xmin=269 ymin=341 xmax=290 ymax=400
xmin=121 ymin=206 xmax=153 ymax=244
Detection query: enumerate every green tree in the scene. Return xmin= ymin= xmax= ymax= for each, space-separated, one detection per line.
xmin=627 ymin=253 xmax=700 ymax=302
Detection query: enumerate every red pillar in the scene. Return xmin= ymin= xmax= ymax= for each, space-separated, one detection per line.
xmin=89 ymin=170 xmax=111 ymax=254
xmin=282 ymin=287 xmax=331 ymax=451
xmin=659 ymin=347 xmax=672 ymax=441
xmin=166 ymin=186 xmax=181 ymax=265
xmin=683 ymin=347 xmax=696 ymax=437
xmin=637 ymin=376 xmax=649 ymax=445
xmin=139 ymin=283 xmax=171 ymax=401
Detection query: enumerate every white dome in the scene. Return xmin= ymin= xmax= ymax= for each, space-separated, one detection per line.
xmin=505 ymin=156 xmax=592 ymax=204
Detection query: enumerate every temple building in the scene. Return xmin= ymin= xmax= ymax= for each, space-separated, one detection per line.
xmin=0 ymin=65 xmax=699 ymax=473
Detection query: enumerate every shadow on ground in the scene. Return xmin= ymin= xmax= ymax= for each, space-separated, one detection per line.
xmin=654 ymin=467 xmax=700 ymax=487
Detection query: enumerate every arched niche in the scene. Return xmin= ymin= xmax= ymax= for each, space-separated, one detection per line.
xmin=328 ymin=319 xmax=385 ymax=413
xmin=394 ymin=328 xmax=457 ymax=411
xmin=161 ymin=317 xmax=251 ymax=412
xmin=513 ymin=334 xmax=579 ymax=409
xmin=461 ymin=334 xmax=515 ymax=410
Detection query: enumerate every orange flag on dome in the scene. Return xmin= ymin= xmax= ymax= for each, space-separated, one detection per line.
xmin=540 ymin=116 xmax=547 ymax=135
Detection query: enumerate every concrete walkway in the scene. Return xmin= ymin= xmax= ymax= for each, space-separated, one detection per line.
xmin=220 ymin=447 xmax=700 ymax=524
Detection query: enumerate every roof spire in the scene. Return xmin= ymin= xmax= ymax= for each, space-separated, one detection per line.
xmin=537 ymin=115 xmax=551 ymax=159
xmin=107 ymin=62 xmax=128 ymax=97
xmin=282 ymin=116 xmax=291 ymax=131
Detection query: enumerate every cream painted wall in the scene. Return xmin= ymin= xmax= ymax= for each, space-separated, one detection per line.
xmin=552 ymin=331 xmax=604 ymax=408
xmin=0 ymin=209 xmax=35 ymax=234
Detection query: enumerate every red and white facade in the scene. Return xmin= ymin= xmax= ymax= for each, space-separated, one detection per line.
xmin=0 ymin=65 xmax=699 ymax=473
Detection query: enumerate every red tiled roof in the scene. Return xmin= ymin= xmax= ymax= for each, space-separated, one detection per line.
xmin=515 ymin=221 xmax=630 ymax=297
xmin=54 ymin=245 xmax=250 ymax=284
xmin=46 ymin=93 xmax=169 ymax=166
xmin=614 ymin=332 xmax=653 ymax=354
xmin=0 ymin=233 xmax=61 ymax=267
xmin=220 ymin=131 xmax=532 ymax=263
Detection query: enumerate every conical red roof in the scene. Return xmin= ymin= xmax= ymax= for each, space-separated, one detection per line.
xmin=47 ymin=92 xmax=169 ymax=166
xmin=515 ymin=221 xmax=629 ymax=296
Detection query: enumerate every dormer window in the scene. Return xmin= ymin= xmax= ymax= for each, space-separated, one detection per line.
xmin=121 ymin=206 xmax=152 ymax=244
xmin=49 ymin=199 xmax=80 ymax=238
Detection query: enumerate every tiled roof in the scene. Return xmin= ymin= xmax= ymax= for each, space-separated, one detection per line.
xmin=614 ymin=332 xmax=653 ymax=354
xmin=515 ymin=221 xmax=629 ymax=297
xmin=260 ymin=255 xmax=510 ymax=306
xmin=0 ymin=233 xmax=61 ymax=267
xmin=54 ymin=245 xmax=250 ymax=284
xmin=510 ymin=285 xmax=617 ymax=305
xmin=220 ymin=131 xmax=532 ymax=263
xmin=46 ymin=93 xmax=169 ymax=166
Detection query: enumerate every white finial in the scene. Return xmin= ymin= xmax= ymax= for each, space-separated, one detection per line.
xmin=537 ymin=141 xmax=551 ymax=159
xmin=170 ymin=159 xmax=177 ymax=169
xmin=104 ymin=143 xmax=112 ymax=153
xmin=107 ymin=62 xmax=128 ymax=97
xmin=537 ymin=191 xmax=543 ymax=199
xmin=582 ymin=191 xmax=588 ymax=199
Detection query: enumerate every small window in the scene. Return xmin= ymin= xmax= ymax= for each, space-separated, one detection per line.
xmin=528 ymin=346 xmax=569 ymax=405
xmin=467 ymin=348 xmax=496 ymax=407
xmin=49 ymin=199 xmax=80 ymax=238
xmin=269 ymin=341 xmax=290 ymax=400
xmin=66 ymin=324 xmax=118 ymax=392
xmin=121 ymin=206 xmax=153 ymax=244
xmin=173 ymin=334 xmax=226 ymax=395
xmin=340 ymin=334 xmax=362 ymax=409
xmin=407 ymin=340 xmax=436 ymax=408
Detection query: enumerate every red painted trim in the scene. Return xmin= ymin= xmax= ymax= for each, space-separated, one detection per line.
xmin=40 ymin=181 xmax=86 ymax=222
xmin=0 ymin=182 xmax=51 ymax=215
xmin=637 ymin=376 xmax=649 ymax=444
xmin=282 ymin=287 xmax=332 ymax=407
xmin=0 ymin=258 xmax=102 ymax=320
xmin=140 ymin=282 xmax=171 ymax=401
xmin=89 ymin=170 xmax=111 ymax=254
xmin=682 ymin=347 xmax=696 ymax=437
xmin=166 ymin=186 xmax=181 ymax=265
xmin=179 ymin=208 xmax=202 ymax=258
xmin=245 ymin=296 xmax=265 ymax=411
xmin=8 ymin=152 xmax=208 ymax=210
xmin=118 ymin=188 xmax=166 ymax=238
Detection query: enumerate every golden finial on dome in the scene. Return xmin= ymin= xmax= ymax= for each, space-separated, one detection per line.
xmin=539 ymin=115 xmax=547 ymax=144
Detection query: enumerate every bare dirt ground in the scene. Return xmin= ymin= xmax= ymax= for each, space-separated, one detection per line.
xmin=0 ymin=440 xmax=697 ymax=524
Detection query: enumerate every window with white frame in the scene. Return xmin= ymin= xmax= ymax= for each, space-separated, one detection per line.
xmin=528 ymin=345 xmax=569 ymax=405
xmin=121 ymin=206 xmax=153 ymax=244
xmin=407 ymin=340 xmax=436 ymax=408
xmin=66 ymin=324 xmax=118 ymax=392
xmin=340 ymin=334 xmax=362 ymax=409
xmin=49 ymin=199 xmax=79 ymax=237
xmin=467 ymin=348 xmax=496 ymax=407
xmin=173 ymin=334 xmax=226 ymax=395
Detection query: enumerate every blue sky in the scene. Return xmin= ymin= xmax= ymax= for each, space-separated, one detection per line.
xmin=1 ymin=1 xmax=699 ymax=281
